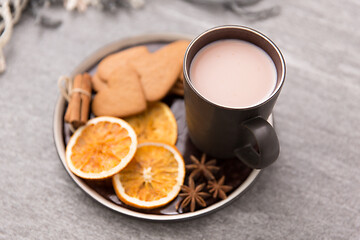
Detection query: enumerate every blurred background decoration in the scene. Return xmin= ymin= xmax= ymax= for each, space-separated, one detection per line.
xmin=0 ymin=0 xmax=279 ymax=73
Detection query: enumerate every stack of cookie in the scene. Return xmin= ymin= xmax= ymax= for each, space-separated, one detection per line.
xmin=91 ymin=40 xmax=189 ymax=118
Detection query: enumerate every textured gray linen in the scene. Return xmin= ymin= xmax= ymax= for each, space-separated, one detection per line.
xmin=0 ymin=0 xmax=359 ymax=239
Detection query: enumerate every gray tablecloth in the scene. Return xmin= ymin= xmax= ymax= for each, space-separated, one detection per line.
xmin=1 ymin=0 xmax=359 ymax=239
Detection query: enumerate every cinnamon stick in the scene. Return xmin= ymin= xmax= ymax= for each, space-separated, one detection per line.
xmin=80 ymin=73 xmax=92 ymax=124
xmin=174 ymin=79 xmax=184 ymax=89
xmin=64 ymin=74 xmax=82 ymax=124
xmin=179 ymin=71 xmax=184 ymax=83
xmin=169 ymin=75 xmax=184 ymax=96
xmin=170 ymin=87 xmax=184 ymax=96
xmin=64 ymin=73 xmax=92 ymax=128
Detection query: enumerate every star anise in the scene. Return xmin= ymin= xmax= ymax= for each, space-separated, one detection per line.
xmin=207 ymin=176 xmax=233 ymax=200
xmin=179 ymin=177 xmax=210 ymax=212
xmin=186 ymin=153 xmax=220 ymax=180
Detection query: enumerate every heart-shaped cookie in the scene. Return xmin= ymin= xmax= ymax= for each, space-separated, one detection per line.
xmin=91 ymin=65 xmax=147 ymax=117
xmin=92 ymin=46 xmax=150 ymax=92
xmin=130 ymin=40 xmax=190 ymax=102
xmin=91 ymin=72 xmax=108 ymax=92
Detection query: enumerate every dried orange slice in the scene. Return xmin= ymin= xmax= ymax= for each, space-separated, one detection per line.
xmin=113 ymin=142 xmax=185 ymax=209
xmin=65 ymin=116 xmax=137 ymax=179
xmin=124 ymin=102 xmax=177 ymax=145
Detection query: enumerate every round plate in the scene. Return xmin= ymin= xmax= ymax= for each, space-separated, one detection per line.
xmin=53 ymin=33 xmax=271 ymax=221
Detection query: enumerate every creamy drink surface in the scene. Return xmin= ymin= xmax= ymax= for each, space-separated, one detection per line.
xmin=190 ymin=39 xmax=277 ymax=108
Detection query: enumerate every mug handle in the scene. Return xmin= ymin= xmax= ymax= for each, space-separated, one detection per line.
xmin=234 ymin=117 xmax=279 ymax=169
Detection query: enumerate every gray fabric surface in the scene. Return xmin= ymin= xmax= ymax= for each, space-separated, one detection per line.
xmin=1 ymin=0 xmax=359 ymax=239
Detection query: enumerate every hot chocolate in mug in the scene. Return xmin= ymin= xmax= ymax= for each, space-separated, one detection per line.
xmin=183 ymin=25 xmax=286 ymax=169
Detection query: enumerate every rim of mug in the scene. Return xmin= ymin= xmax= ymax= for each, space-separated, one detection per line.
xmin=183 ymin=25 xmax=286 ymax=110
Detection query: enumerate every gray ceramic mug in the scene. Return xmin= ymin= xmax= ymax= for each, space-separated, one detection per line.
xmin=183 ymin=25 xmax=286 ymax=169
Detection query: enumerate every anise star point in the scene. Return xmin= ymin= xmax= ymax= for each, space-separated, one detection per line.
xmin=179 ymin=177 xmax=210 ymax=212
xmin=186 ymin=153 xmax=220 ymax=180
xmin=207 ymin=176 xmax=233 ymax=200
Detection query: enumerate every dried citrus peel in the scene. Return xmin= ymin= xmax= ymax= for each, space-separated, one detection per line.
xmin=65 ymin=116 xmax=137 ymax=179
xmin=113 ymin=142 xmax=185 ymax=209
